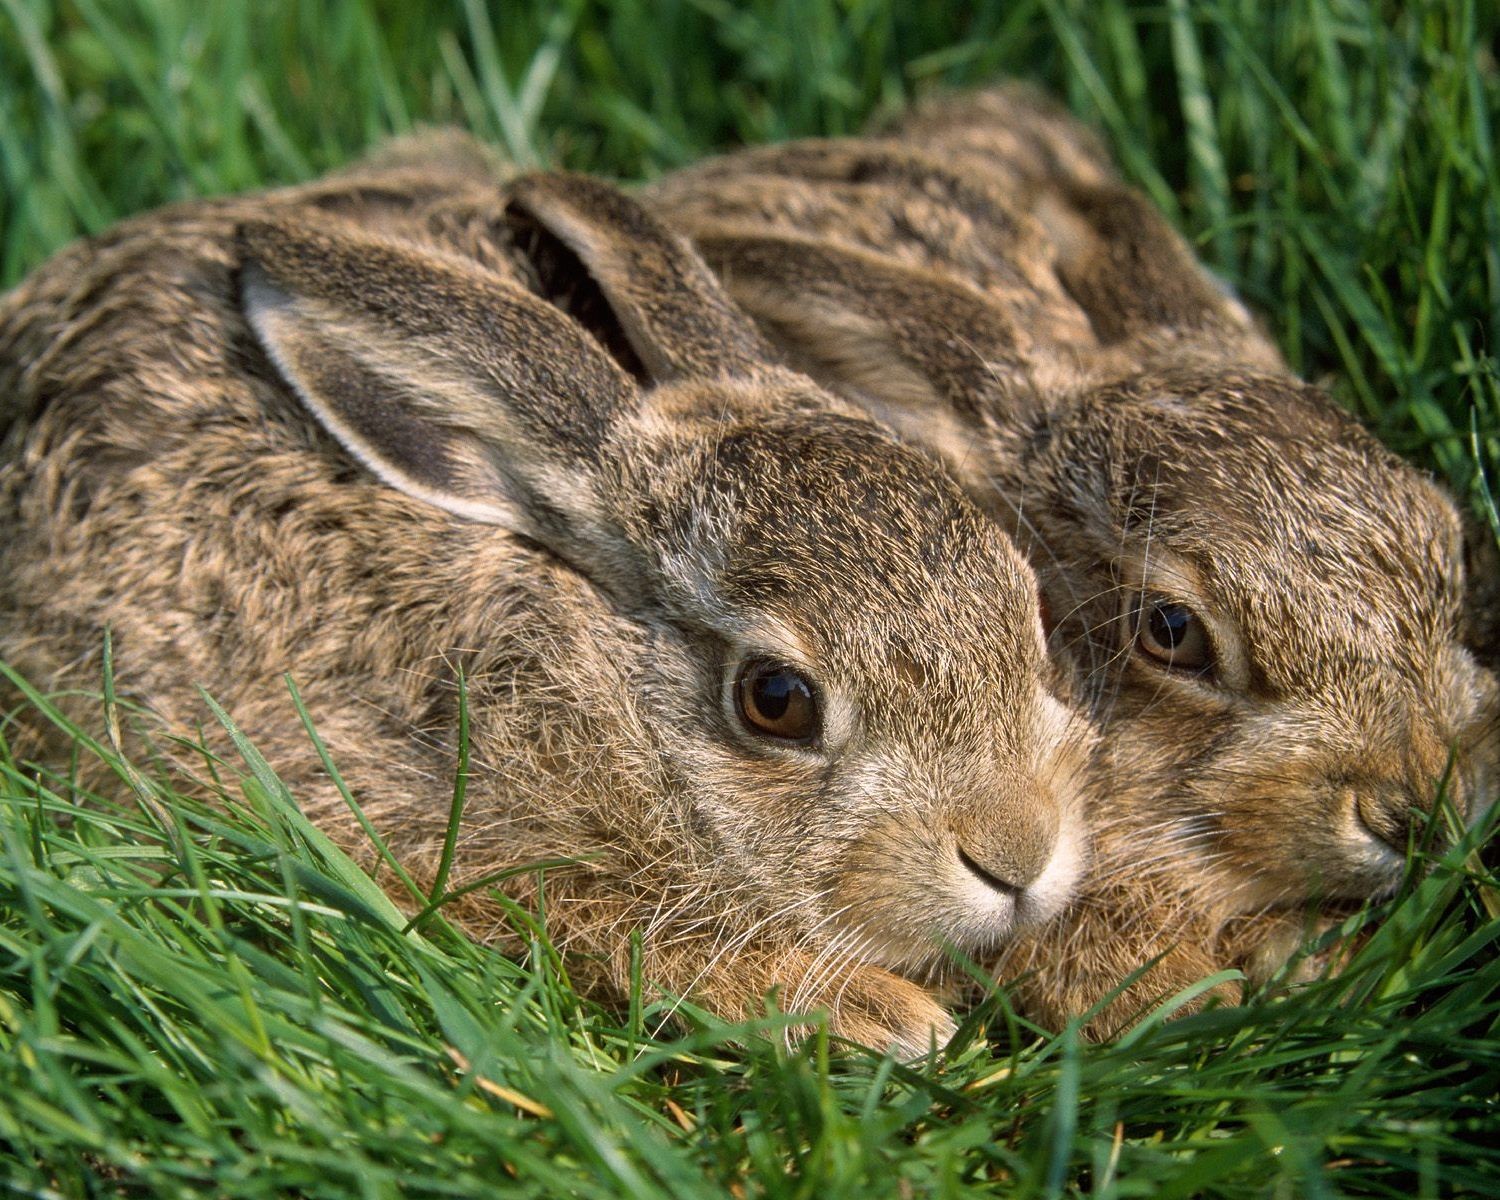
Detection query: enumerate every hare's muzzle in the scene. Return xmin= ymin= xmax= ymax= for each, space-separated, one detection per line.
xmin=955 ymin=844 xmax=1024 ymax=895
xmin=1352 ymin=777 xmax=1459 ymax=859
xmin=947 ymin=791 xmax=1082 ymax=932
xmin=950 ymin=819 xmax=1052 ymax=895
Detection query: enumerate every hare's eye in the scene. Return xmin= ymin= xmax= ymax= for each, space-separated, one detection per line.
xmin=734 ymin=659 xmax=820 ymax=744
xmin=1135 ymin=598 xmax=1213 ymax=674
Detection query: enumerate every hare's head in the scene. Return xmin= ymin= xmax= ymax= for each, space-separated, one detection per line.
xmin=238 ymin=173 xmax=1090 ymax=973
xmin=682 ymin=230 xmax=1496 ymax=907
xmin=1011 ymin=369 xmax=1497 ymax=903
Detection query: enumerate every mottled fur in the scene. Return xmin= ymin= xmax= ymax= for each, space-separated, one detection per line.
xmin=648 ymin=85 xmax=1499 ymax=1035
xmin=0 ymin=149 xmax=1096 ymax=1055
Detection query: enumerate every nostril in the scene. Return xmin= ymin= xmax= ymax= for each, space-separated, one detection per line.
xmin=956 ymin=844 xmax=1022 ymax=896
xmin=1355 ymin=792 xmax=1421 ymax=855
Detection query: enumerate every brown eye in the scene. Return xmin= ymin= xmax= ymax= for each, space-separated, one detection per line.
xmin=734 ymin=659 xmax=820 ymax=744
xmin=1136 ymin=598 xmax=1213 ymax=673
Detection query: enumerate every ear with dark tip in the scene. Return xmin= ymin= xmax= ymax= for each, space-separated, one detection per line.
xmin=885 ymin=84 xmax=1119 ymax=192
xmin=1044 ymin=183 xmax=1269 ymax=356
xmin=505 ymin=172 xmax=777 ymax=381
xmin=238 ymin=214 xmax=637 ymax=568
xmin=657 ymin=138 xmax=1026 ymax=233
xmin=284 ymin=131 xmax=512 ymax=232
xmin=342 ymin=127 xmax=508 ymax=182
xmin=694 ymin=233 xmax=1024 ymax=417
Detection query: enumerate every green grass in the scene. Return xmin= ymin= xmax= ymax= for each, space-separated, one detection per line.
xmin=2 ymin=1 xmax=1498 ymax=1195
xmin=2 ymin=666 xmax=1497 ymax=1197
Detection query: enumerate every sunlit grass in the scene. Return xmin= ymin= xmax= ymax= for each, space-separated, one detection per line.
xmin=1 ymin=663 xmax=1497 ymax=1196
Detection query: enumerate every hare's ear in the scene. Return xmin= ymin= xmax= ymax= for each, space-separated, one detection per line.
xmin=1042 ymin=183 xmax=1268 ymax=354
xmin=691 ymin=232 xmax=1024 ymax=485
xmin=239 ymin=214 xmax=637 ymax=552
xmin=504 ymin=172 xmax=776 ymax=381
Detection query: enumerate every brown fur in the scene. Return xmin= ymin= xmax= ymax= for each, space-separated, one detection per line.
xmin=0 ymin=144 xmax=1097 ymax=1056
xmin=647 ymin=85 xmax=1499 ymax=1036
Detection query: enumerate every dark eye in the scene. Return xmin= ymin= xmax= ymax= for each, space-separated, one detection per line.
xmin=734 ymin=659 xmax=820 ymax=744
xmin=1135 ymin=597 xmax=1213 ymax=673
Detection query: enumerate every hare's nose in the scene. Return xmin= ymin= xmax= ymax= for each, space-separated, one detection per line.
xmin=1355 ymin=795 xmax=1414 ymax=854
xmin=956 ymin=844 xmax=1023 ymax=895
xmin=1355 ymin=781 xmax=1445 ymax=855
xmin=951 ymin=811 xmax=1055 ymax=893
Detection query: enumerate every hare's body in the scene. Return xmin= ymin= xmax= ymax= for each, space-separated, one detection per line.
xmin=0 ymin=148 xmax=1093 ymax=1055
xmin=649 ymin=87 xmax=1499 ymax=1034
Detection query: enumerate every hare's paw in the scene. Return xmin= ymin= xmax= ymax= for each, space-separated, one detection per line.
xmin=811 ymin=966 xmax=956 ymax=1060
xmin=1084 ymin=945 xmax=1242 ymax=1039
xmin=1227 ymin=907 xmax=1351 ymax=990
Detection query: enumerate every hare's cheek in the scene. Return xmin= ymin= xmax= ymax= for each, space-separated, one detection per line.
xmin=685 ymin=759 xmax=811 ymax=855
xmin=1212 ymin=781 xmax=1407 ymax=903
xmin=813 ymin=811 xmax=959 ymax=968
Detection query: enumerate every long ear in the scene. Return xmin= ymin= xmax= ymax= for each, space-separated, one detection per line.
xmin=653 ymin=138 xmax=1026 ymax=232
xmin=689 ymin=231 xmax=1028 ymax=484
xmin=1037 ymin=183 xmax=1251 ymax=345
xmin=505 ymin=172 xmax=776 ymax=380
xmin=695 ymin=233 xmax=1021 ymax=417
xmin=883 ymin=84 xmax=1118 ymax=192
xmin=239 ymin=213 xmax=638 ymax=560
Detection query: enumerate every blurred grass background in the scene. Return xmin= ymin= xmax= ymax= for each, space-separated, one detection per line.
xmin=2 ymin=1 xmax=1499 ymax=1196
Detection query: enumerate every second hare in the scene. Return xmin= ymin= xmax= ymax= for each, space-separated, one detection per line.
xmin=650 ymin=86 xmax=1499 ymax=1035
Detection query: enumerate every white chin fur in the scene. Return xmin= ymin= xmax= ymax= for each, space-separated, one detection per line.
xmin=949 ymin=870 xmax=1020 ymax=945
xmin=1335 ymin=829 xmax=1407 ymax=894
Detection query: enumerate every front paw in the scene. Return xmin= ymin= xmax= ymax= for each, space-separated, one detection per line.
xmin=795 ymin=965 xmax=956 ymax=1059
xmin=1225 ymin=907 xmax=1352 ymax=990
xmin=996 ymin=933 xmax=1241 ymax=1040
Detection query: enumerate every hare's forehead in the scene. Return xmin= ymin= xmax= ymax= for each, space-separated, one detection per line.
xmin=697 ymin=436 xmax=1031 ymax=588
xmin=716 ymin=570 xmax=1041 ymax=686
xmin=1120 ymin=451 xmax=1464 ymax=685
xmin=816 ymin=625 xmax=1046 ymax=724
xmin=1119 ymin=427 xmax=1462 ymax=597
xmin=720 ymin=557 xmax=1038 ymax=655
xmin=1192 ymin=471 xmax=1459 ymax=607
xmin=1174 ymin=527 xmax=1462 ymax=697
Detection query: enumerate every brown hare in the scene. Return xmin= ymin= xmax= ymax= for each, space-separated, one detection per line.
xmin=0 ymin=146 xmax=1097 ymax=1056
xmin=648 ymin=85 xmax=1499 ymax=1036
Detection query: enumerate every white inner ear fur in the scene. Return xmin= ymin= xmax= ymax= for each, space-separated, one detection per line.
xmin=242 ymin=269 xmax=622 ymax=546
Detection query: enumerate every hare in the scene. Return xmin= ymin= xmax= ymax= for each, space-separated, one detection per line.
xmin=0 ymin=144 xmax=1096 ymax=1056
xmin=647 ymin=85 xmax=1500 ymax=1035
